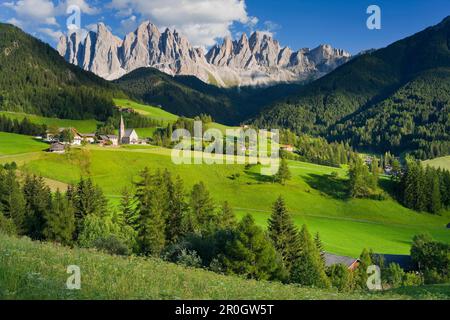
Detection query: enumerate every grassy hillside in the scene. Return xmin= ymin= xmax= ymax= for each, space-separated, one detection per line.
xmin=424 ymin=156 xmax=450 ymax=171
xmin=0 ymin=133 xmax=448 ymax=257
xmin=0 ymin=132 xmax=48 ymax=155
xmin=1 ymin=233 xmax=448 ymax=300
xmin=114 ymin=99 xmax=178 ymax=122
xmin=0 ymin=111 xmax=99 ymax=133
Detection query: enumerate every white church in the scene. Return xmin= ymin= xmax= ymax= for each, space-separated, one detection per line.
xmin=119 ymin=115 xmax=139 ymax=145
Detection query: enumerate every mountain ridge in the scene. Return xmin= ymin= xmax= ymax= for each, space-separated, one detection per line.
xmin=57 ymin=21 xmax=351 ymax=87
xmin=253 ymin=16 xmax=450 ymax=159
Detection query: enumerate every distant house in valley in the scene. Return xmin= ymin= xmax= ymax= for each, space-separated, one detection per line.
xmin=72 ymin=130 xmax=83 ymax=145
xmin=323 ymin=253 xmax=360 ymax=271
xmin=48 ymin=142 xmax=66 ymax=154
xmin=80 ymin=133 xmax=96 ymax=144
xmin=99 ymin=135 xmax=119 ymax=146
xmin=280 ymin=144 xmax=295 ymax=152
xmin=118 ymin=115 xmax=139 ymax=145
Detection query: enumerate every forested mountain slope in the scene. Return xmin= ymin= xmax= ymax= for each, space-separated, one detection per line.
xmin=0 ymin=23 xmax=125 ymax=121
xmin=254 ymin=16 xmax=450 ymax=158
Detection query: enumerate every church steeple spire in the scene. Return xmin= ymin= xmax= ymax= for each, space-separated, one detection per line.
xmin=119 ymin=114 xmax=125 ymax=144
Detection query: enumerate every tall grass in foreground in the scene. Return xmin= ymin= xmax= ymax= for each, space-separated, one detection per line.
xmin=0 ymin=233 xmax=448 ymax=300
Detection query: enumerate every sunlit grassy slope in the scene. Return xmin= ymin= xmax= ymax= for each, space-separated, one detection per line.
xmin=0 ymin=132 xmax=48 ymax=156
xmin=114 ymin=98 xmax=178 ymax=122
xmin=0 ymin=134 xmax=448 ymax=257
xmin=0 ymin=111 xmax=100 ymax=133
xmin=1 ymin=233 xmax=448 ymax=300
xmin=424 ymin=156 xmax=450 ymax=171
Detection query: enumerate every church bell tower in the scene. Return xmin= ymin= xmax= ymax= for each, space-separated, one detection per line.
xmin=119 ymin=114 xmax=125 ymax=144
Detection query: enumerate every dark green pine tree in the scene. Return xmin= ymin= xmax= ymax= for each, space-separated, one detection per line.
xmin=72 ymin=177 xmax=108 ymax=235
xmin=401 ymin=158 xmax=418 ymax=209
xmin=120 ymin=187 xmax=138 ymax=230
xmin=415 ymin=164 xmax=427 ymax=212
xmin=353 ymin=248 xmax=373 ymax=290
xmin=370 ymin=158 xmax=379 ymax=190
xmin=134 ymin=168 xmax=167 ymax=256
xmin=314 ymin=232 xmax=325 ymax=263
xmin=0 ymin=167 xmax=26 ymax=234
xmin=274 ymin=158 xmax=291 ymax=185
xmin=165 ymin=175 xmax=188 ymax=244
xmin=44 ymin=190 xmax=76 ymax=245
xmin=267 ymin=196 xmax=301 ymax=273
xmin=429 ymin=172 xmax=442 ymax=214
xmin=290 ymin=225 xmax=330 ymax=288
xmin=348 ymin=156 xmax=372 ymax=198
xmin=188 ymin=182 xmax=216 ymax=234
xmin=23 ymin=174 xmax=52 ymax=240
xmin=220 ymin=214 xmax=282 ymax=281
xmin=218 ymin=201 xmax=236 ymax=229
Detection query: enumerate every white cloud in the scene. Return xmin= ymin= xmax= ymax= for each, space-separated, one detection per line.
xmin=55 ymin=0 xmax=99 ymax=16
xmin=4 ymin=0 xmax=57 ymax=25
xmin=257 ymin=20 xmax=281 ymax=38
xmin=119 ymin=15 xmax=138 ymax=34
xmin=38 ymin=27 xmax=63 ymax=41
xmin=6 ymin=17 xmax=24 ymax=28
xmin=108 ymin=0 xmax=253 ymax=47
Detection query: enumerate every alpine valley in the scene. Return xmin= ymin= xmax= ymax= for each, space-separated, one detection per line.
xmin=0 ymin=6 xmax=449 ymax=302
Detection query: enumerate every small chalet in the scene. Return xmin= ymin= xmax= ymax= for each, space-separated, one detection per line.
xmin=99 ymin=135 xmax=119 ymax=146
xmin=280 ymin=144 xmax=295 ymax=152
xmin=48 ymin=142 xmax=66 ymax=154
xmin=80 ymin=133 xmax=96 ymax=144
xmin=323 ymin=252 xmax=360 ymax=271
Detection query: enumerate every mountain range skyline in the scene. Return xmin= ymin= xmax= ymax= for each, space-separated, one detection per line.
xmin=57 ymin=20 xmax=351 ymax=86
xmin=2 ymin=0 xmax=450 ymax=54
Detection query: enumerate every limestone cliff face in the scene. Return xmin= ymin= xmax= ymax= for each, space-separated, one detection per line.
xmin=58 ymin=22 xmax=351 ymax=87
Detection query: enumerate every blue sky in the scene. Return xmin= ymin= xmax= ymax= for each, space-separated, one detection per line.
xmin=1 ymin=0 xmax=449 ymax=54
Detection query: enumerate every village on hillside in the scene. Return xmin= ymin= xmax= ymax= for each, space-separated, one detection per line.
xmin=44 ymin=115 xmax=145 ymax=153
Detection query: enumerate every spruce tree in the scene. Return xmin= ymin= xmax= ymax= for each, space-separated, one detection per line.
xmin=165 ymin=175 xmax=188 ymax=244
xmin=314 ymin=232 xmax=325 ymax=262
xmin=267 ymin=197 xmax=301 ymax=273
xmin=134 ymin=168 xmax=167 ymax=256
xmin=290 ymin=225 xmax=330 ymax=288
xmin=72 ymin=177 xmax=108 ymax=235
xmin=348 ymin=157 xmax=372 ymax=198
xmin=44 ymin=190 xmax=76 ymax=245
xmin=353 ymin=248 xmax=373 ymax=290
xmin=274 ymin=158 xmax=291 ymax=185
xmin=430 ymin=173 xmax=442 ymax=214
xmin=220 ymin=214 xmax=282 ymax=281
xmin=188 ymin=182 xmax=216 ymax=234
xmin=120 ymin=188 xmax=138 ymax=230
xmin=0 ymin=167 xmax=25 ymax=234
xmin=415 ymin=164 xmax=427 ymax=212
xmin=218 ymin=201 xmax=236 ymax=230
xmin=23 ymin=174 xmax=52 ymax=240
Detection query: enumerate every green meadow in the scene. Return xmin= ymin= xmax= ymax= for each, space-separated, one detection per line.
xmin=0 ymin=111 xmax=100 ymax=133
xmin=0 ymin=132 xmax=48 ymax=156
xmin=0 ymin=134 xmax=448 ymax=258
xmin=1 ymin=233 xmax=448 ymax=300
xmin=114 ymin=98 xmax=179 ymax=122
xmin=424 ymin=156 xmax=450 ymax=171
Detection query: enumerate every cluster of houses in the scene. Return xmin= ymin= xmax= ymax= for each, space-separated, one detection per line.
xmin=48 ymin=116 xmax=143 ymax=153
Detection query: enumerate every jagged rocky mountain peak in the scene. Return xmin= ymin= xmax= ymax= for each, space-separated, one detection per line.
xmin=58 ymin=21 xmax=351 ymax=86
